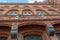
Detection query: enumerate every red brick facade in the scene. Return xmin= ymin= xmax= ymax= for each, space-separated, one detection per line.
xmin=0 ymin=0 xmax=60 ymax=40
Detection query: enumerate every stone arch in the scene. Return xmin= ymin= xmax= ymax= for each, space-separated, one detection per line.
xmin=18 ymin=24 xmax=46 ymax=40
xmin=36 ymin=9 xmax=48 ymax=15
xmin=18 ymin=23 xmax=46 ymax=36
xmin=18 ymin=22 xmax=47 ymax=27
xmin=22 ymin=9 xmax=33 ymax=11
xmin=36 ymin=9 xmax=44 ymax=11
xmin=0 ymin=23 xmax=11 ymax=27
xmin=0 ymin=26 xmax=11 ymax=40
xmin=22 ymin=9 xmax=34 ymax=15
xmin=5 ymin=9 xmax=19 ymax=15
xmin=52 ymin=22 xmax=60 ymax=31
xmin=8 ymin=9 xmax=19 ymax=11
xmin=0 ymin=26 xmax=11 ymax=39
xmin=52 ymin=21 xmax=60 ymax=25
xmin=0 ymin=33 xmax=8 ymax=37
xmin=48 ymin=9 xmax=56 ymax=11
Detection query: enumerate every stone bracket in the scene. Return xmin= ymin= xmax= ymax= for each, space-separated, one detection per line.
xmin=11 ymin=23 xmax=18 ymax=39
xmin=46 ymin=25 xmax=55 ymax=36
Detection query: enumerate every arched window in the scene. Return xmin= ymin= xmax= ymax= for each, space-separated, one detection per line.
xmin=37 ymin=11 xmax=46 ymax=16
xmin=0 ymin=37 xmax=7 ymax=40
xmin=8 ymin=11 xmax=19 ymax=16
xmin=23 ymin=11 xmax=32 ymax=16
xmin=50 ymin=11 xmax=59 ymax=16
xmin=37 ymin=11 xmax=47 ymax=19
xmin=24 ymin=35 xmax=43 ymax=40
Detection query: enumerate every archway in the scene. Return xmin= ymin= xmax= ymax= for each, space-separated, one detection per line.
xmin=53 ymin=23 xmax=60 ymax=40
xmin=0 ymin=26 xmax=11 ymax=40
xmin=53 ymin=23 xmax=60 ymax=31
xmin=18 ymin=24 xmax=46 ymax=40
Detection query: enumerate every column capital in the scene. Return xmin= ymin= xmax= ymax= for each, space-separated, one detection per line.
xmin=11 ymin=23 xmax=19 ymax=28
xmin=12 ymin=23 xmax=18 ymax=26
xmin=48 ymin=25 xmax=54 ymax=27
xmin=46 ymin=25 xmax=55 ymax=36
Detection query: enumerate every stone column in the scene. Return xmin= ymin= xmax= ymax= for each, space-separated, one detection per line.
xmin=46 ymin=25 xmax=56 ymax=40
xmin=18 ymin=34 xmax=24 ymax=40
xmin=7 ymin=35 xmax=11 ymax=40
xmin=11 ymin=23 xmax=18 ymax=40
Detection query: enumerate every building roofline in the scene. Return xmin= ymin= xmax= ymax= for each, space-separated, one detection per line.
xmin=0 ymin=2 xmax=52 ymax=5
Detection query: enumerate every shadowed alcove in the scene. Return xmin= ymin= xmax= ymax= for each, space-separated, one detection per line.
xmin=18 ymin=24 xmax=46 ymax=40
xmin=0 ymin=26 xmax=11 ymax=40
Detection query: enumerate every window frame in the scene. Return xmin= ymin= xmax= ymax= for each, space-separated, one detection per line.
xmin=23 ymin=11 xmax=32 ymax=16
xmin=8 ymin=11 xmax=19 ymax=16
xmin=37 ymin=11 xmax=47 ymax=16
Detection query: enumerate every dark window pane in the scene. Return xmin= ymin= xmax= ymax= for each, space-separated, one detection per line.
xmin=0 ymin=37 xmax=7 ymax=40
xmin=8 ymin=11 xmax=18 ymax=16
xmin=23 ymin=11 xmax=32 ymax=16
xmin=24 ymin=35 xmax=43 ymax=40
xmin=56 ymin=33 xmax=60 ymax=40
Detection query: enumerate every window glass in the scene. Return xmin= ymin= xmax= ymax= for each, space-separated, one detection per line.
xmin=37 ymin=11 xmax=46 ymax=16
xmin=23 ymin=11 xmax=32 ymax=16
xmin=8 ymin=11 xmax=18 ymax=16
xmin=0 ymin=37 xmax=7 ymax=40
xmin=24 ymin=35 xmax=43 ymax=40
xmin=56 ymin=33 xmax=60 ymax=40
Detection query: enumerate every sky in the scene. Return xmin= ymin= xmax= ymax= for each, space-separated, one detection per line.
xmin=0 ymin=0 xmax=45 ymax=3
